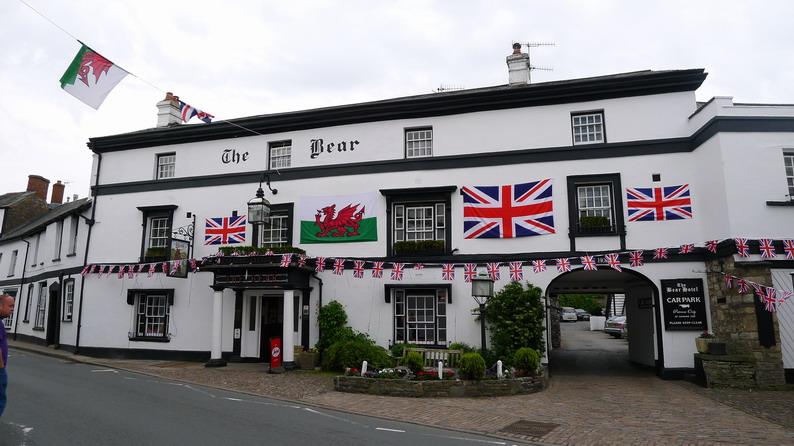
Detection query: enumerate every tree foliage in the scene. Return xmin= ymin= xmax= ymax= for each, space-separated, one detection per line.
xmin=486 ymin=281 xmax=546 ymax=361
xmin=558 ymin=294 xmax=605 ymax=315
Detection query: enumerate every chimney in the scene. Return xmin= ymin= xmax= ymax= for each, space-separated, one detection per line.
xmin=506 ymin=43 xmax=530 ymax=86
xmin=27 ymin=175 xmax=50 ymax=202
xmin=72 ymin=194 xmax=79 ymax=202
xmin=51 ymin=180 xmax=65 ymax=204
xmin=156 ymin=92 xmax=183 ymax=127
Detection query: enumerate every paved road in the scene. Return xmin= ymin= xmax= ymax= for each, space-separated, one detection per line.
xmin=553 ymin=320 xmax=643 ymax=376
xmin=0 ymin=350 xmax=529 ymax=446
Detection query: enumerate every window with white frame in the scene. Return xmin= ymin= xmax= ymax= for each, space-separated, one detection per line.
xmin=393 ymin=203 xmax=445 ymax=243
xmin=6 ymin=250 xmax=15 ymax=276
xmin=139 ymin=206 xmax=176 ymax=261
xmin=259 ymin=214 xmax=289 ymax=247
xmin=785 ymin=151 xmax=794 ymax=199
xmin=571 ymin=112 xmax=605 ymax=145
xmin=156 ymin=153 xmax=176 ymax=179
xmin=67 ymin=215 xmax=79 ymax=255
xmin=53 ymin=220 xmax=63 ymax=260
xmin=2 ymin=289 xmax=16 ymax=329
xmin=31 ymin=232 xmax=41 ymax=266
xmin=393 ymin=288 xmax=447 ymax=345
xmin=269 ymin=140 xmax=292 ymax=169
xmin=405 ymin=128 xmax=433 ymax=158
xmin=577 ymin=184 xmax=613 ymax=223
xmin=34 ymin=281 xmax=47 ymax=329
xmin=23 ymin=284 xmax=33 ymax=322
xmin=129 ymin=290 xmax=173 ymax=340
xmin=147 ymin=217 xmax=169 ymax=249
xmin=62 ymin=279 xmax=74 ymax=322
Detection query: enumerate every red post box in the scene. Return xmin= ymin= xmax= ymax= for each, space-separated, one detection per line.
xmin=270 ymin=337 xmax=282 ymax=370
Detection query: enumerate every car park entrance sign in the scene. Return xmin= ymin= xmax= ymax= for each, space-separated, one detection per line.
xmin=660 ymin=279 xmax=707 ymax=331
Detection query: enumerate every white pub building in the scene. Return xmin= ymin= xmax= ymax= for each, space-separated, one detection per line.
xmin=7 ymin=45 xmax=794 ymax=385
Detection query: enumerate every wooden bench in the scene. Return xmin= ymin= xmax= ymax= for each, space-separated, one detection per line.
xmin=405 ymin=348 xmax=463 ymax=368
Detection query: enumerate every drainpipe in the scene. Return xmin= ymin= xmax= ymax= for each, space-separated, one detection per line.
xmin=74 ymin=152 xmax=101 ymax=355
xmin=12 ymin=239 xmax=31 ymax=340
xmin=312 ymin=272 xmax=323 ymax=342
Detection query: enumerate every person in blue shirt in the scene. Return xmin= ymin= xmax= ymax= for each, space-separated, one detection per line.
xmin=0 ymin=294 xmax=15 ymax=417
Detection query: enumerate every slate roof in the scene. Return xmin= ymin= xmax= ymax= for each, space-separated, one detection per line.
xmin=0 ymin=198 xmax=92 ymax=242
xmin=0 ymin=191 xmax=36 ymax=208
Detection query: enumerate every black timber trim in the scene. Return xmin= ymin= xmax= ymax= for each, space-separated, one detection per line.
xmin=61 ymin=345 xmax=226 ymax=361
xmin=766 ymin=200 xmax=794 ymax=207
xmin=565 ymin=173 xmax=626 ymax=250
xmin=89 ymin=69 xmax=707 ymax=153
xmin=92 ymin=116 xmax=794 ymax=197
xmin=383 ymin=188 xmax=454 ymax=257
xmin=380 ymin=186 xmax=457 ymax=196
xmin=0 ymin=266 xmax=83 ymax=287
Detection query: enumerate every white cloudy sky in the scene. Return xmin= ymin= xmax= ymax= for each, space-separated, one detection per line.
xmin=1 ymin=0 xmax=792 ymax=198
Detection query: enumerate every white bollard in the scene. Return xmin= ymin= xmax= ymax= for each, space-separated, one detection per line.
xmin=497 ymin=360 xmax=503 ymax=379
xmin=438 ymin=361 xmax=443 ymax=380
xmin=361 ymin=360 xmax=368 ymax=377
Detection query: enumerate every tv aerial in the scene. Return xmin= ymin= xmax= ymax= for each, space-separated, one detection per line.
xmin=515 ymin=41 xmax=555 ymax=83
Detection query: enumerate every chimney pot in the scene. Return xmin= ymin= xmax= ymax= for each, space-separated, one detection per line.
xmin=51 ymin=180 xmax=65 ymax=204
xmin=26 ymin=175 xmax=50 ymax=202
xmin=506 ymin=43 xmax=530 ymax=86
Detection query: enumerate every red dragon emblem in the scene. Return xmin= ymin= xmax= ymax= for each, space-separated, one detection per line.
xmin=314 ymin=203 xmax=365 ymax=237
xmin=78 ymin=51 xmax=114 ymax=87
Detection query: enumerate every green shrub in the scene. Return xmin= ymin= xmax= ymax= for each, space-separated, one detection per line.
xmin=578 ymin=215 xmax=610 ymax=229
xmin=390 ymin=342 xmax=417 ymax=358
xmin=218 ymin=245 xmax=307 ymax=256
xmin=321 ymin=337 xmax=393 ymax=371
xmin=459 ymin=352 xmax=486 ymax=380
xmin=402 ymin=351 xmax=424 ymax=373
xmin=317 ymin=301 xmax=350 ymax=353
xmin=513 ymin=347 xmax=540 ymax=375
xmin=448 ymin=342 xmax=476 ymax=353
xmin=392 ymin=240 xmax=445 ymax=255
xmin=486 ymin=281 xmax=546 ymax=363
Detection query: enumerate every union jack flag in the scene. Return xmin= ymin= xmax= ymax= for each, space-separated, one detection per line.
xmin=298 ymin=255 xmax=307 ymax=267
xmin=723 ymin=274 xmax=733 ymax=289
xmin=461 ymin=179 xmax=554 ymax=239
xmin=605 ymin=253 xmax=621 ymax=272
xmin=581 ymin=256 xmax=597 ymax=271
xmin=785 ymin=240 xmax=794 ymax=260
xmin=414 ymin=263 xmax=425 ymax=271
xmin=162 ymin=262 xmax=170 ymax=274
xmin=782 ymin=290 xmax=794 ymax=303
xmin=629 ymin=251 xmax=644 ymax=267
xmin=705 ymin=240 xmax=719 ymax=253
xmin=371 ymin=261 xmax=384 ymax=278
xmin=391 ymin=263 xmax=404 ymax=281
xmin=653 ymin=248 xmax=668 ymax=260
xmin=735 ymin=238 xmax=749 ymax=257
xmin=441 ymin=264 xmax=455 ymax=281
xmin=128 ymin=264 xmax=135 ymax=278
xmin=353 ymin=260 xmax=365 ymax=278
xmin=80 ymin=265 xmax=91 ymax=276
xmin=280 ymin=254 xmax=292 ymax=267
xmin=758 ymin=287 xmax=777 ymax=313
xmin=147 ymin=263 xmax=155 ymax=277
xmin=679 ymin=244 xmax=694 ymax=254
xmin=178 ymin=100 xmax=214 ymax=123
xmin=464 ymin=264 xmax=478 ymax=282
xmin=737 ymin=278 xmax=750 ymax=294
xmin=315 ymin=257 xmax=326 ymax=273
xmin=509 ymin=262 xmax=523 ymax=281
xmin=555 ymin=258 xmax=571 ymax=273
xmin=204 ymin=216 xmax=246 ymax=245
xmin=486 ymin=262 xmax=501 ymax=281
xmin=333 ymin=258 xmax=345 ymax=275
xmin=759 ymin=239 xmax=776 ymax=259
xmin=117 ymin=265 xmax=126 ymax=279
xmin=531 ymin=260 xmax=546 ymax=274
xmin=626 ymin=184 xmax=692 ymax=221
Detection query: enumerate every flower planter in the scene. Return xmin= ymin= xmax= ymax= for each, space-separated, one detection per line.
xmin=695 ymin=337 xmax=712 ymax=354
xmin=296 ymin=352 xmax=318 ymax=370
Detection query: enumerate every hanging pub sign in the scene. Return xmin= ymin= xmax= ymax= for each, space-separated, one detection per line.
xmin=660 ymin=278 xmax=708 ymax=331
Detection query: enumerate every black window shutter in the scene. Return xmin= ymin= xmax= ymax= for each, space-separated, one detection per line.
xmin=754 ymin=294 xmax=775 ymax=347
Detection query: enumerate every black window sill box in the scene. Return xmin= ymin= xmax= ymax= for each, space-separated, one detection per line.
xmin=62 ymin=319 xmax=73 ymax=323
xmin=6 ymin=275 xmax=13 ymax=278
xmin=572 ymin=225 xmax=620 ymax=237
xmin=66 ymin=253 xmax=77 ymax=257
xmin=766 ymin=200 xmax=794 ymax=207
xmin=32 ymin=327 xmax=44 ymax=331
xmin=129 ymin=336 xmax=171 ymax=343
xmin=143 ymin=256 xmax=169 ymax=263
xmin=52 ymin=258 xmax=61 ymax=262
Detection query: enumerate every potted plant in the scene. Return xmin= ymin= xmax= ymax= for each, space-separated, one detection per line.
xmin=296 ymin=348 xmax=318 ymax=370
xmin=578 ymin=215 xmax=612 ymax=234
xmin=695 ymin=331 xmax=714 ymax=353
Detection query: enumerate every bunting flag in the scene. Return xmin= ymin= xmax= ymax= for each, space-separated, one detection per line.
xmin=679 ymin=244 xmax=694 ymax=254
xmin=265 ymin=249 xmax=274 ymax=256
xmin=80 ymin=265 xmax=91 ymax=276
xmin=371 ymin=261 xmax=384 ymax=278
xmin=315 ymin=257 xmax=326 ymax=272
xmin=782 ymin=291 xmax=794 ymax=302
xmin=785 ymin=240 xmax=794 ymax=260
xmin=127 ymin=265 xmax=135 ymax=278
xmin=280 ymin=254 xmax=292 ymax=267
xmin=463 ymin=264 xmax=478 ymax=282
xmin=605 ymin=253 xmax=622 ymax=272
xmin=581 ymin=256 xmax=597 ymax=271
xmin=531 ymin=260 xmax=546 ymax=274
xmin=414 ymin=263 xmax=425 ymax=271
xmin=391 ymin=263 xmax=404 ymax=280
xmin=653 ymin=248 xmax=668 ymax=260
xmin=60 ymin=44 xmax=128 ymax=109
xmin=735 ymin=238 xmax=750 ymax=257
xmin=509 ymin=262 xmax=523 ymax=281
xmin=90 ymin=264 xmax=98 ymax=274
xmin=629 ymin=251 xmax=644 ymax=267
xmin=486 ymin=262 xmax=501 ymax=280
xmin=441 ymin=263 xmax=455 ymax=280
xmin=353 ymin=260 xmax=365 ymax=278
xmin=116 ymin=265 xmax=124 ymax=279
xmin=100 ymin=265 xmax=109 ymax=277
xmin=737 ymin=279 xmax=750 ymax=294
xmin=724 ymin=275 xmax=733 ymax=289
xmin=298 ymin=255 xmax=307 ymax=267
xmin=759 ymin=239 xmax=776 ymax=259
xmin=162 ymin=262 xmax=170 ymax=274
xmin=190 ymin=258 xmax=197 ymax=271
xmin=333 ymin=258 xmax=346 ymax=275
xmin=706 ymin=240 xmax=719 ymax=253
xmin=148 ymin=263 xmax=155 ymax=277
xmin=178 ymin=100 xmax=214 ymax=124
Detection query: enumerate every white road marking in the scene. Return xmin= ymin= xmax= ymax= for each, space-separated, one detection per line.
xmin=90 ymin=369 xmax=118 ymax=373
xmin=224 ymin=397 xmax=243 ymax=401
xmin=6 ymin=421 xmax=34 ymax=446
xmin=183 ymin=384 xmax=216 ymax=398
xmin=123 ymin=377 xmax=138 ymax=380
xmin=418 ymin=434 xmax=508 ymax=445
xmin=376 ymin=427 xmax=406 ymax=433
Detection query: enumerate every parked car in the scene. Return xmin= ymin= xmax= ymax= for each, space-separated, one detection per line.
xmin=560 ymin=307 xmax=578 ymax=322
xmin=575 ymin=309 xmax=591 ymax=320
xmin=604 ymin=316 xmax=627 ymax=338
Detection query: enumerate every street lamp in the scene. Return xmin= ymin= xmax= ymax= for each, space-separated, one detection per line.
xmin=247 ymin=174 xmax=278 ymax=225
xmin=471 ymin=274 xmax=494 ymax=355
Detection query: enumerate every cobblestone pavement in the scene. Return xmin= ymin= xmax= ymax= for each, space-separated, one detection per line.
xmin=9 ymin=335 xmax=794 ymax=446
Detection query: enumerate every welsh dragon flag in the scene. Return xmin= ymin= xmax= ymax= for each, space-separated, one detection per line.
xmin=60 ymin=44 xmax=128 ymax=109
xmin=299 ymin=192 xmax=378 ymax=243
